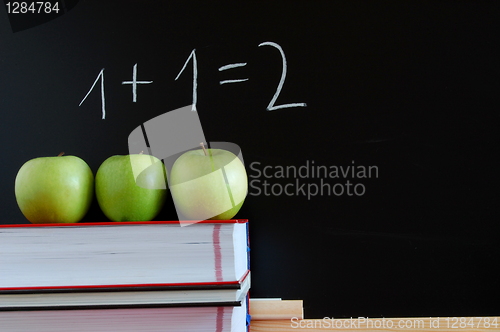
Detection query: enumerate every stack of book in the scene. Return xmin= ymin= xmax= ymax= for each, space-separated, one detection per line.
xmin=0 ymin=219 xmax=250 ymax=331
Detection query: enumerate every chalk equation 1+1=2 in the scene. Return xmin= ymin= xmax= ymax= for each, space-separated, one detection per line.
xmin=78 ymin=41 xmax=307 ymax=119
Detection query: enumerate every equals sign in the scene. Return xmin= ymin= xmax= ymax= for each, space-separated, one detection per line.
xmin=219 ymin=63 xmax=249 ymax=85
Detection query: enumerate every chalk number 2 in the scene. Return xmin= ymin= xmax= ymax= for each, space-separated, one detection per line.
xmin=259 ymin=42 xmax=307 ymax=111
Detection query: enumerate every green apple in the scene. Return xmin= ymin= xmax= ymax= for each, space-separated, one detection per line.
xmin=15 ymin=154 xmax=94 ymax=224
xmin=95 ymin=154 xmax=167 ymax=222
xmin=169 ymin=146 xmax=247 ymax=221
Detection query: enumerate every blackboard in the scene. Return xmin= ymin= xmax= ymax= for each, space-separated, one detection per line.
xmin=1 ymin=0 xmax=499 ymax=319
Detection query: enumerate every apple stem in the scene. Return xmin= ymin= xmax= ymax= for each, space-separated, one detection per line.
xmin=200 ymin=142 xmax=208 ymax=156
xmin=58 ymin=152 xmax=65 ymax=157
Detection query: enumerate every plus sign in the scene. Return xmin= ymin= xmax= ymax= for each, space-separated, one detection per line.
xmin=122 ymin=63 xmax=153 ymax=102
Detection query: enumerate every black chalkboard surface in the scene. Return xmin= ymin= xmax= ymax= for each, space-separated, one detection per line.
xmin=1 ymin=1 xmax=499 ymax=319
